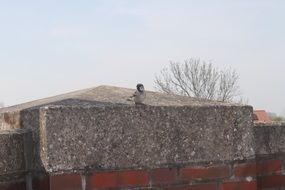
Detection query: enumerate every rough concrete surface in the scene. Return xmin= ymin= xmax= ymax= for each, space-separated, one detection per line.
xmin=0 ymin=86 xmax=255 ymax=174
xmin=254 ymin=123 xmax=285 ymax=155
xmin=40 ymin=104 xmax=254 ymax=172
xmin=0 ymin=129 xmax=26 ymax=177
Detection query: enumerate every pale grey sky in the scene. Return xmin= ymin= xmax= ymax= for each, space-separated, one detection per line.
xmin=0 ymin=0 xmax=285 ymax=115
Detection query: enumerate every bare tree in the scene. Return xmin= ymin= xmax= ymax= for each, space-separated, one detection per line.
xmin=154 ymin=59 xmax=241 ymax=102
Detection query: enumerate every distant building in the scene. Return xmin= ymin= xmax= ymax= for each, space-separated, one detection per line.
xmin=253 ymin=110 xmax=271 ymax=123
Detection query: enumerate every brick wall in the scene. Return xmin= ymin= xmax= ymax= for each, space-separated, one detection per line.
xmin=1 ymin=158 xmax=284 ymax=190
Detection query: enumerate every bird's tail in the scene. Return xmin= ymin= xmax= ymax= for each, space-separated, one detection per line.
xmin=126 ymin=97 xmax=133 ymax=101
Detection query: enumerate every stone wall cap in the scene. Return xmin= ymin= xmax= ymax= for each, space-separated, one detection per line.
xmin=254 ymin=122 xmax=285 ymax=127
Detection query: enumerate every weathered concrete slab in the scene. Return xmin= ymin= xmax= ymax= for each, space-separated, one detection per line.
xmin=254 ymin=123 xmax=285 ymax=155
xmin=40 ymin=104 xmax=254 ymax=173
xmin=0 ymin=129 xmax=30 ymax=181
xmin=0 ymin=86 xmax=255 ymax=173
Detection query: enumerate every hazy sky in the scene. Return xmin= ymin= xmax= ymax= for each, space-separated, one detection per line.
xmin=0 ymin=0 xmax=285 ymax=115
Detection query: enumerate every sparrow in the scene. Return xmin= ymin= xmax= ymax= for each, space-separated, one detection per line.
xmin=128 ymin=83 xmax=146 ymax=104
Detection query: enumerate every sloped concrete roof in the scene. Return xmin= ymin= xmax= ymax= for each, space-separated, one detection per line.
xmin=0 ymin=85 xmax=237 ymax=114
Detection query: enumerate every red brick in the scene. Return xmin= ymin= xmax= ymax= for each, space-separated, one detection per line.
xmin=180 ymin=165 xmax=230 ymax=180
xmin=87 ymin=169 xmax=148 ymax=188
xmin=151 ymin=168 xmax=177 ymax=184
xmin=256 ymin=160 xmax=282 ymax=175
xmin=49 ymin=174 xmax=81 ymax=190
xmin=234 ymin=160 xmax=281 ymax=177
xmin=234 ymin=162 xmax=256 ymax=177
xmin=222 ymin=181 xmax=257 ymax=190
xmin=165 ymin=183 xmax=217 ymax=190
xmin=189 ymin=183 xmax=217 ymax=190
xmin=257 ymin=175 xmax=285 ymax=188
xmin=33 ymin=175 xmax=50 ymax=190
xmin=0 ymin=182 xmax=26 ymax=190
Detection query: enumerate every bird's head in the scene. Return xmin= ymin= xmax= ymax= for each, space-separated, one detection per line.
xmin=136 ymin=83 xmax=144 ymax=92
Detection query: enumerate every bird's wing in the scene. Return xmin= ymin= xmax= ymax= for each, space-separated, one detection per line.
xmin=132 ymin=91 xmax=140 ymax=97
xmin=126 ymin=91 xmax=137 ymax=101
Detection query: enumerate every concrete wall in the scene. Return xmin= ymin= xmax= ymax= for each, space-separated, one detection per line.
xmin=0 ymin=86 xmax=284 ymax=190
xmin=0 ymin=129 xmax=31 ymax=183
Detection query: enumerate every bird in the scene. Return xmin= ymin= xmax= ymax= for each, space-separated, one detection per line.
xmin=127 ymin=83 xmax=146 ymax=104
